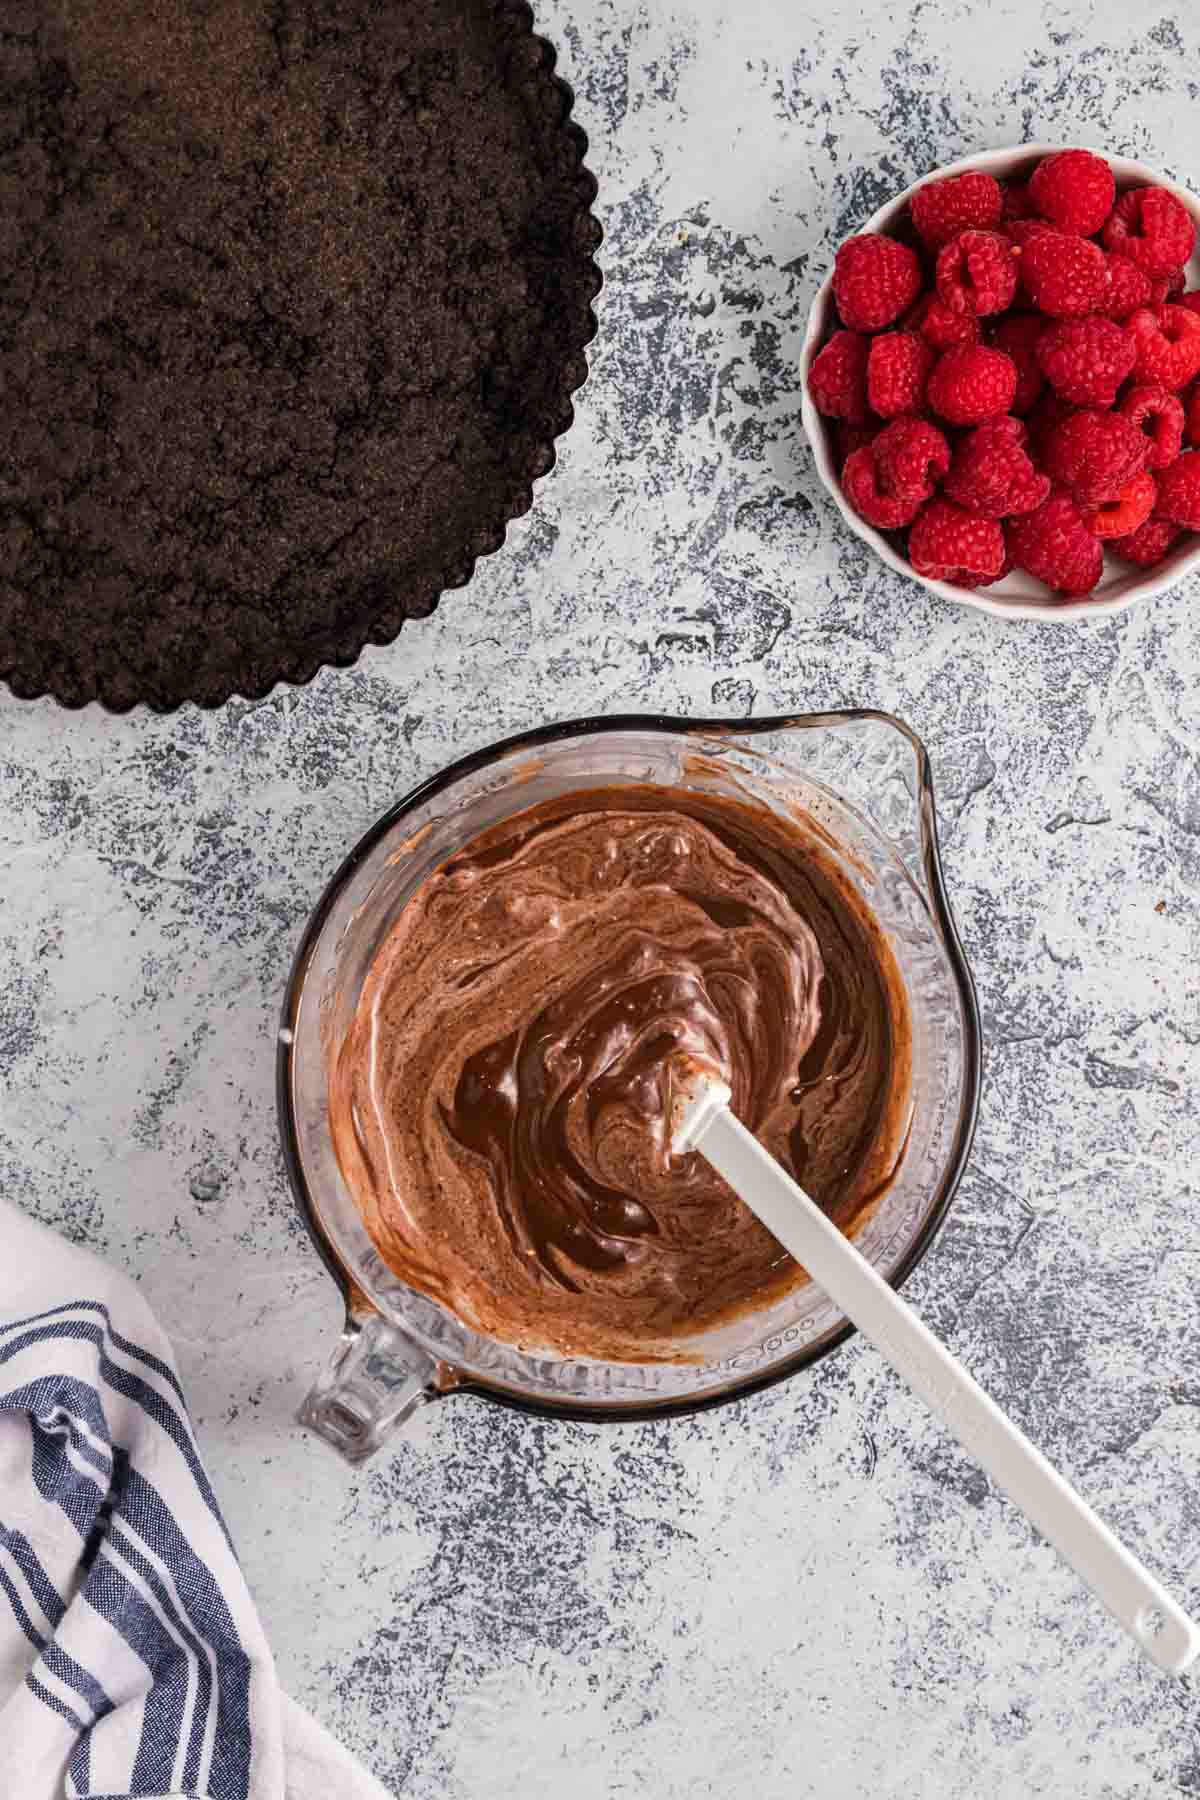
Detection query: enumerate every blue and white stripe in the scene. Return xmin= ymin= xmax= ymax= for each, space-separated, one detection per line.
xmin=0 ymin=1201 xmax=387 ymax=1800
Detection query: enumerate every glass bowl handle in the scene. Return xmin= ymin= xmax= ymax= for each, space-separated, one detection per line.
xmin=299 ymin=1309 xmax=439 ymax=1463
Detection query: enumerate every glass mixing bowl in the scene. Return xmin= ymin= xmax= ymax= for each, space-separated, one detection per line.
xmin=278 ymin=711 xmax=981 ymax=1461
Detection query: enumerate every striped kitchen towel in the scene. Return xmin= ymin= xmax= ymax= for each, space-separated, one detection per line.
xmin=0 ymin=1199 xmax=390 ymax=1800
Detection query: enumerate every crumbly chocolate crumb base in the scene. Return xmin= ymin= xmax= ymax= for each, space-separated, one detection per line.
xmin=0 ymin=0 xmax=600 ymax=710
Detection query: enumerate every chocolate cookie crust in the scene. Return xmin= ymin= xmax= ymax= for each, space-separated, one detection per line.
xmin=0 ymin=0 xmax=600 ymax=710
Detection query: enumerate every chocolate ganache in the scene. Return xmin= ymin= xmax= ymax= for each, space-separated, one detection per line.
xmin=330 ymin=784 xmax=912 ymax=1361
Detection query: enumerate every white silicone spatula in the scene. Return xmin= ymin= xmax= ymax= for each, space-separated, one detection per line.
xmin=673 ymin=1073 xmax=1200 ymax=1675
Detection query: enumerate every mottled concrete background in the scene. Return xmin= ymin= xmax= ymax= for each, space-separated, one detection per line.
xmin=3 ymin=1 xmax=1199 ymax=1793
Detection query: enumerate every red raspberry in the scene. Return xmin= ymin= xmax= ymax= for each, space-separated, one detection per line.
xmin=927 ymin=344 xmax=1017 ymax=425
xmin=1108 ymin=516 xmax=1184 ymax=565
xmin=910 ymin=170 xmax=1003 ymax=252
xmin=943 ymin=416 xmax=1051 ymax=518
xmin=842 ymin=444 xmax=925 ymax=529
xmin=1043 ymin=409 xmax=1148 ymax=504
xmin=867 ymin=331 xmax=934 ymax=417
xmin=1026 ymin=388 xmax=1075 ymax=462
xmin=908 ymin=497 xmax=1006 ymax=582
xmin=872 ymin=416 xmax=951 ymax=502
xmin=808 ymin=330 xmax=869 ymax=421
xmin=833 ymin=234 xmax=922 ymax=332
xmin=991 ymin=314 xmax=1047 ymax=413
xmin=1177 ymin=290 xmax=1200 ymax=318
xmin=1036 ymin=316 xmax=1135 ymax=406
xmin=1154 ymin=450 xmax=1200 ymax=527
xmin=1101 ymin=255 xmax=1153 ymax=320
xmin=1150 ymin=269 xmax=1187 ymax=304
xmin=1083 ymin=469 xmax=1157 ymax=538
xmin=1004 ymin=218 xmax=1061 ymax=301
xmin=832 ymin=415 xmax=883 ymax=468
xmin=1103 ymin=187 xmax=1196 ymax=277
xmin=1002 ymin=218 xmax=1060 ymax=249
xmin=1187 ymin=381 xmax=1200 ymax=448
xmin=1018 ymin=231 xmax=1111 ymax=317
xmin=1009 ymin=491 xmax=1104 ymax=595
xmin=1118 ymin=383 xmax=1185 ymax=469
xmin=1001 ymin=180 xmax=1037 ymax=222
xmin=902 ymin=293 xmax=982 ymax=351
xmin=936 ymin=229 xmax=1018 ymax=317
xmin=1029 ymin=149 xmax=1115 ymax=236
xmin=959 ymin=550 xmax=1017 ymax=590
xmin=1126 ymin=305 xmax=1200 ymax=389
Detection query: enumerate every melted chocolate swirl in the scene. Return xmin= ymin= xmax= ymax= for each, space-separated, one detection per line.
xmin=330 ymin=786 xmax=911 ymax=1361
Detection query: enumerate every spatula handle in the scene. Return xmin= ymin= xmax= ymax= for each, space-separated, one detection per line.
xmin=677 ymin=1079 xmax=1200 ymax=1675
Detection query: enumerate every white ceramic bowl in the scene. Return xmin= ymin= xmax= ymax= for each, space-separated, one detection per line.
xmin=800 ymin=144 xmax=1200 ymax=621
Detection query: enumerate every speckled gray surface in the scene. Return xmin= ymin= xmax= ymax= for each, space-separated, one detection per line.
xmin=3 ymin=1 xmax=1200 ymax=1793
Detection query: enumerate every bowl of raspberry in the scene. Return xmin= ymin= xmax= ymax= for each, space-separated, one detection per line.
xmin=801 ymin=145 xmax=1200 ymax=619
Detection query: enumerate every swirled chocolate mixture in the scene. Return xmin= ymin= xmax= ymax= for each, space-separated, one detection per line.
xmin=330 ymin=785 xmax=912 ymax=1360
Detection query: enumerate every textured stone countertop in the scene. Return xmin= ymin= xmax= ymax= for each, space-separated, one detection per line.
xmin=3 ymin=1 xmax=1199 ymax=1794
